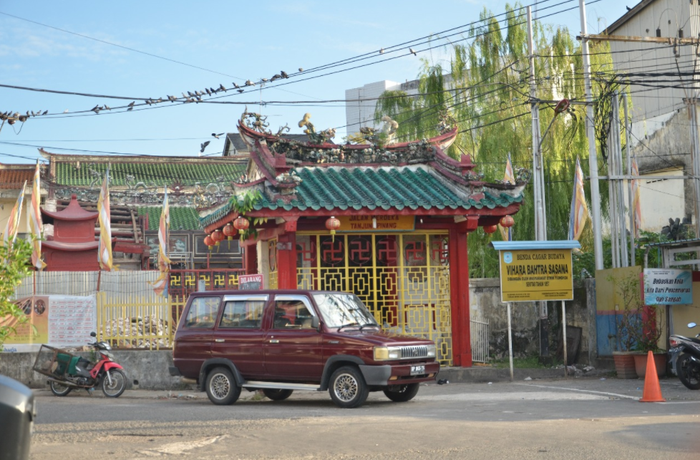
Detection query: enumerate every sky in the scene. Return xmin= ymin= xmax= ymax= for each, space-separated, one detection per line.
xmin=0 ymin=0 xmax=629 ymax=165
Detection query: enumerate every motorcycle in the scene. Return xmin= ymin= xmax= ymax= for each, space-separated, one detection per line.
xmin=42 ymin=332 xmax=127 ymax=397
xmin=669 ymin=322 xmax=700 ymax=390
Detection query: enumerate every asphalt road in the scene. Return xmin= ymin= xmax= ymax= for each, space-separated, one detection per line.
xmin=29 ymin=377 xmax=700 ymax=460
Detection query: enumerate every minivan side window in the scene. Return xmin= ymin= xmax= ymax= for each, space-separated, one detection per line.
xmin=185 ymin=297 xmax=221 ymax=328
xmin=220 ymin=300 xmax=265 ymax=329
xmin=272 ymin=300 xmax=315 ymax=329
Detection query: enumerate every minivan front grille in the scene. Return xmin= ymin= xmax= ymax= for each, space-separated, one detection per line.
xmin=399 ymin=346 xmax=429 ymax=359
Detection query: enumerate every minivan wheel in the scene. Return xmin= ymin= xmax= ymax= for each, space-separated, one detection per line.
xmin=262 ymin=389 xmax=293 ymax=401
xmin=205 ymin=367 xmax=241 ymax=405
xmin=329 ymin=366 xmax=368 ymax=408
xmin=383 ymin=383 xmax=420 ymax=402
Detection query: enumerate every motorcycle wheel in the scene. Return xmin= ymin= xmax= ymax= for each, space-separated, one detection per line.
xmin=101 ymin=369 xmax=127 ymax=397
xmin=50 ymin=380 xmax=72 ymax=397
xmin=677 ymin=353 xmax=700 ymax=390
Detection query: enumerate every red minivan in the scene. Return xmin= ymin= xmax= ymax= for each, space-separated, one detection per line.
xmin=170 ymin=290 xmax=440 ymax=408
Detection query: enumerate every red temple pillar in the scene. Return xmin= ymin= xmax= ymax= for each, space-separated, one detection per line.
xmin=276 ymin=219 xmax=298 ymax=289
xmin=449 ymin=217 xmax=478 ymax=367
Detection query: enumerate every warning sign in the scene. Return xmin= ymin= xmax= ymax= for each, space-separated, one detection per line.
xmin=499 ymin=249 xmax=573 ymax=302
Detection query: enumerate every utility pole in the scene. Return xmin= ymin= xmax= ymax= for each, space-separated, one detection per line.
xmin=579 ymin=0 xmax=604 ymax=270
xmin=687 ymin=98 xmax=700 ymax=239
xmin=582 ymin=29 xmax=700 ymax=245
xmin=623 ymin=93 xmax=635 ymax=265
xmin=528 ymin=6 xmax=550 ymax=359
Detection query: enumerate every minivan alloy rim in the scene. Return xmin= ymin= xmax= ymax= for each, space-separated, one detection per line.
xmin=334 ymin=374 xmax=358 ymax=401
xmin=211 ymin=374 xmax=231 ymax=399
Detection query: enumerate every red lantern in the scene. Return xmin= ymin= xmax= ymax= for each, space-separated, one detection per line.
xmin=233 ymin=216 xmax=250 ymax=234
xmin=483 ymin=224 xmax=498 ymax=234
xmin=325 ymin=216 xmax=341 ymax=241
xmin=223 ymin=222 xmax=235 ymax=240
xmin=212 ymin=229 xmax=224 ymax=246
xmin=500 ymin=215 xmax=515 ymax=228
xmin=204 ymin=234 xmax=215 ymax=250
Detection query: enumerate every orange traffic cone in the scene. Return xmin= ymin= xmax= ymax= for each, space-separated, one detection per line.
xmin=640 ymin=351 xmax=665 ymax=402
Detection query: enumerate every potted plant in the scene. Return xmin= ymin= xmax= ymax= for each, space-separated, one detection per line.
xmin=613 ymin=273 xmax=667 ymax=379
xmin=627 ymin=304 xmax=667 ymax=379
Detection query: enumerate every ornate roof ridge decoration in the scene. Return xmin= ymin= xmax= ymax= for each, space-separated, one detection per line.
xmin=38 ymin=148 xmax=246 ymax=164
xmin=236 ymin=111 xmax=528 ymax=195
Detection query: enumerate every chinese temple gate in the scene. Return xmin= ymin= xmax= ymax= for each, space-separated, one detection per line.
xmin=203 ymin=112 xmax=527 ymax=367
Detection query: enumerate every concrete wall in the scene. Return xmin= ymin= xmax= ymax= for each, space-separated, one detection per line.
xmin=0 ymin=349 xmax=188 ymax=390
xmin=469 ymin=278 xmax=595 ymax=364
xmin=0 ymin=278 xmax=597 ymax=389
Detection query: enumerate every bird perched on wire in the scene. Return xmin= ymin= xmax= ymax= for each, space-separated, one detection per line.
xmin=127 ymin=101 xmax=135 ymax=111
xmin=245 ymin=80 xmax=254 ymax=87
xmin=280 ymin=70 xmax=289 ymax=79
xmin=409 ymin=47 xmax=417 ymax=56
xmin=212 ymin=133 xmax=224 ymax=139
xmin=200 ymin=141 xmax=210 ymax=153
xmin=379 ymin=48 xmax=384 ymax=54
xmin=91 ymin=105 xmax=101 ymax=114
xmin=298 ymin=67 xmax=304 ymax=72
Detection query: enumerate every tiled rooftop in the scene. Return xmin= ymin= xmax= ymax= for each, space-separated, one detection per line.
xmin=138 ymin=206 xmax=202 ymax=231
xmin=52 ymin=158 xmax=246 ymax=187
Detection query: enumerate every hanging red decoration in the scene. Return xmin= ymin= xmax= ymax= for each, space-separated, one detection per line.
xmin=483 ymin=224 xmax=498 ymax=234
xmin=211 ymin=229 xmax=224 ymax=246
xmin=325 ymin=216 xmax=341 ymax=242
xmin=223 ymin=223 xmax=235 ymax=240
xmin=233 ymin=216 xmax=250 ymax=234
xmin=500 ymin=215 xmax=515 ymax=228
xmin=204 ymin=234 xmax=215 ymax=250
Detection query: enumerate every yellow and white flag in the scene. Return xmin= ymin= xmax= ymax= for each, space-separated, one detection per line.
xmin=568 ymin=157 xmax=590 ymax=240
xmin=498 ymin=154 xmax=515 ymax=241
xmin=97 ymin=167 xmax=114 ymax=271
xmin=3 ymin=180 xmax=26 ymax=248
xmin=151 ymin=187 xmax=172 ymax=297
xmin=29 ymin=161 xmax=46 ymax=270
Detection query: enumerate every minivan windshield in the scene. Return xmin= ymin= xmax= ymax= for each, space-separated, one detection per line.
xmin=312 ymin=293 xmax=378 ymax=328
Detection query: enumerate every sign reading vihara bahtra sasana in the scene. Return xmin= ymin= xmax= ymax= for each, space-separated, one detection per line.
xmin=496 ymin=246 xmax=574 ymax=302
xmin=337 ymin=215 xmax=415 ymax=232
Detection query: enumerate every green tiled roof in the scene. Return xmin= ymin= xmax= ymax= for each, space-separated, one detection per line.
xmin=201 ymin=166 xmax=524 ymax=226
xmin=257 ymin=167 xmax=523 ymax=211
xmin=54 ymin=160 xmax=246 ymax=187
xmin=138 ymin=207 xmax=202 ymax=231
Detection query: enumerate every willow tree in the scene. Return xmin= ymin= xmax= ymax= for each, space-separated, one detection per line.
xmin=373 ymin=3 xmax=614 ymax=278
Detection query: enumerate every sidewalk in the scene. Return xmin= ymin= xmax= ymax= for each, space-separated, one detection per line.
xmin=33 ymin=364 xmax=700 ymax=402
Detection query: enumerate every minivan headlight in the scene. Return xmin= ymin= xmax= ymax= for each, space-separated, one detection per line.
xmin=426 ymin=344 xmax=436 ymax=358
xmin=374 ymin=346 xmax=401 ymax=361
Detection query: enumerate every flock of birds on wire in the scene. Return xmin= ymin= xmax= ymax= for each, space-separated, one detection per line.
xmin=1 ymin=69 xmax=303 ymax=126
xmin=2 ymin=46 xmax=423 ymax=151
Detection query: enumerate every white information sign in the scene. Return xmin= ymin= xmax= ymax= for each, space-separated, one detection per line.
xmin=643 ymin=269 xmax=693 ymax=305
xmin=48 ymin=295 xmax=97 ymax=347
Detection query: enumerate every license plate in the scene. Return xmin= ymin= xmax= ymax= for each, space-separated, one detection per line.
xmin=410 ymin=365 xmax=425 ymax=376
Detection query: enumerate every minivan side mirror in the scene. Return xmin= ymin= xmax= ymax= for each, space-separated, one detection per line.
xmin=312 ymin=316 xmax=320 ymax=331
xmin=689 ymin=322 xmax=697 ymax=329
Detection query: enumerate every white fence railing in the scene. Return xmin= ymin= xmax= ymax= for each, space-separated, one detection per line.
xmin=470 ymin=318 xmax=489 ymax=363
xmin=14 ymin=271 xmax=162 ymax=301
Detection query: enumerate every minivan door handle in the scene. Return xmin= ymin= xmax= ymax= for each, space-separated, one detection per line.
xmin=269 ymin=339 xmax=280 ymax=344
xmin=214 ymin=339 xmax=225 ymax=343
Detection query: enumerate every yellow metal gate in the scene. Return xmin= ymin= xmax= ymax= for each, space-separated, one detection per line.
xmin=294 ymin=232 xmax=452 ymax=365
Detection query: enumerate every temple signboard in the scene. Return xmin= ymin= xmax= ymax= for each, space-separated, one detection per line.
xmin=337 ymin=215 xmax=415 ymax=232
